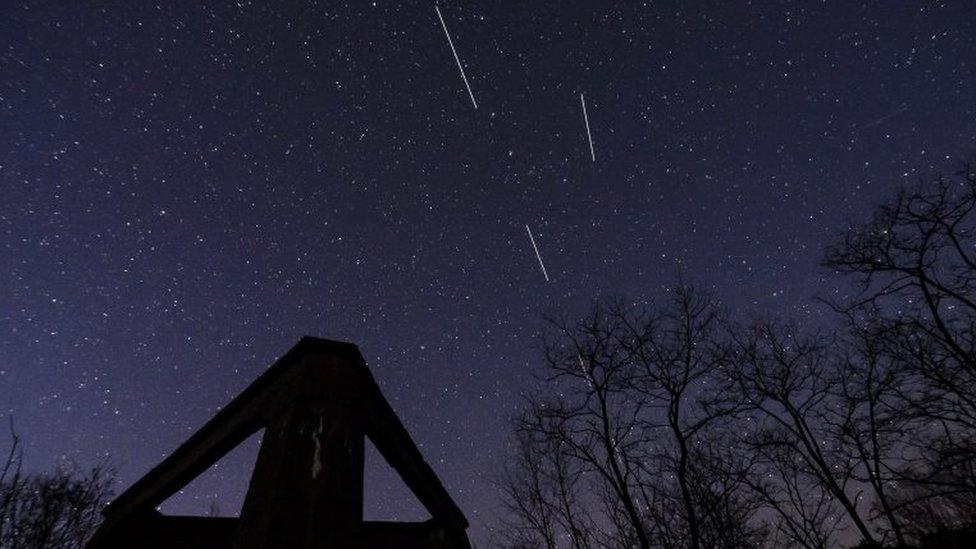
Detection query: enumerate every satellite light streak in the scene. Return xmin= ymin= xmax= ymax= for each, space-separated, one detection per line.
xmin=580 ymin=92 xmax=595 ymax=162
xmin=578 ymin=354 xmax=593 ymax=387
xmin=525 ymin=224 xmax=550 ymax=282
xmin=435 ymin=5 xmax=478 ymax=110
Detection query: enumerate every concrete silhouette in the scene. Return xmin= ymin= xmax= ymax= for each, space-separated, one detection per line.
xmin=87 ymin=337 xmax=471 ymax=548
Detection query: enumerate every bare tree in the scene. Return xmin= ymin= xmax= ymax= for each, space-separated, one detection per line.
xmin=682 ymin=440 xmax=768 ymax=549
xmin=495 ymin=429 xmax=595 ymax=549
xmin=614 ymin=285 xmax=751 ymax=549
xmin=885 ymin=440 xmax=976 ymax=545
xmin=823 ymin=166 xmax=976 ymax=444
xmin=516 ymin=300 xmax=652 ymax=548
xmin=728 ymin=322 xmax=880 ymax=546
xmin=498 ymin=164 xmax=976 ymax=547
xmin=739 ymin=437 xmax=840 ymax=549
xmin=830 ymin=324 xmax=913 ymax=547
xmin=507 ymin=287 xmax=764 ymax=549
xmin=0 ymin=419 xmax=114 ymax=549
xmin=823 ymin=166 xmax=976 ymax=542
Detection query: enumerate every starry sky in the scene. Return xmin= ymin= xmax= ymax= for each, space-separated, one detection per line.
xmin=2 ymin=1 xmax=975 ymax=545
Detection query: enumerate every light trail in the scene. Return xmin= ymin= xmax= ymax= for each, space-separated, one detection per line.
xmin=435 ymin=5 xmax=478 ymax=109
xmin=525 ymin=224 xmax=550 ymax=282
xmin=580 ymin=92 xmax=595 ymax=162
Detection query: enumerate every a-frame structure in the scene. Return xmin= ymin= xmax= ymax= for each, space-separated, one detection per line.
xmin=87 ymin=337 xmax=471 ymax=549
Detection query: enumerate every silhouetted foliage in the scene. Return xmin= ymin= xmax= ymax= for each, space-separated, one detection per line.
xmin=496 ymin=429 xmax=595 ymax=549
xmin=824 ymin=165 xmax=976 ymax=546
xmin=727 ymin=322 xmax=861 ymax=547
xmin=498 ymin=164 xmax=976 ymax=549
xmin=498 ymin=288 xmax=766 ymax=549
xmin=0 ymin=419 xmax=114 ymax=549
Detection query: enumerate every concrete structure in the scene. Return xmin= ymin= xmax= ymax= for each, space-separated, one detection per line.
xmin=87 ymin=337 xmax=471 ymax=548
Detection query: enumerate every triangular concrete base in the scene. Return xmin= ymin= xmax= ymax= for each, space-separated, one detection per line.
xmin=87 ymin=337 xmax=471 ymax=549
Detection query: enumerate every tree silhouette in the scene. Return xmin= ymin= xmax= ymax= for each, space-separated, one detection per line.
xmin=0 ymin=419 xmax=114 ymax=549
xmin=499 ymin=165 xmax=976 ymax=548
xmin=500 ymin=288 xmax=765 ymax=549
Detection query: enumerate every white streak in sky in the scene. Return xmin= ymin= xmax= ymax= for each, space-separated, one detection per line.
xmin=578 ymin=354 xmax=593 ymax=387
xmin=580 ymin=92 xmax=595 ymax=162
xmin=857 ymin=105 xmax=908 ymax=130
xmin=525 ymin=224 xmax=550 ymax=282
xmin=435 ymin=5 xmax=478 ymax=109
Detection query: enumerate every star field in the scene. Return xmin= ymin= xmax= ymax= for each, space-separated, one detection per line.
xmin=2 ymin=1 xmax=975 ymax=545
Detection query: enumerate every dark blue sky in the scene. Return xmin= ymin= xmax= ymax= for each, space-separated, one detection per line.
xmin=2 ymin=1 xmax=975 ymax=545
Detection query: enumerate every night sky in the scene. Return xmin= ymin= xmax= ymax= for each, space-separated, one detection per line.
xmin=2 ymin=1 xmax=976 ymax=545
